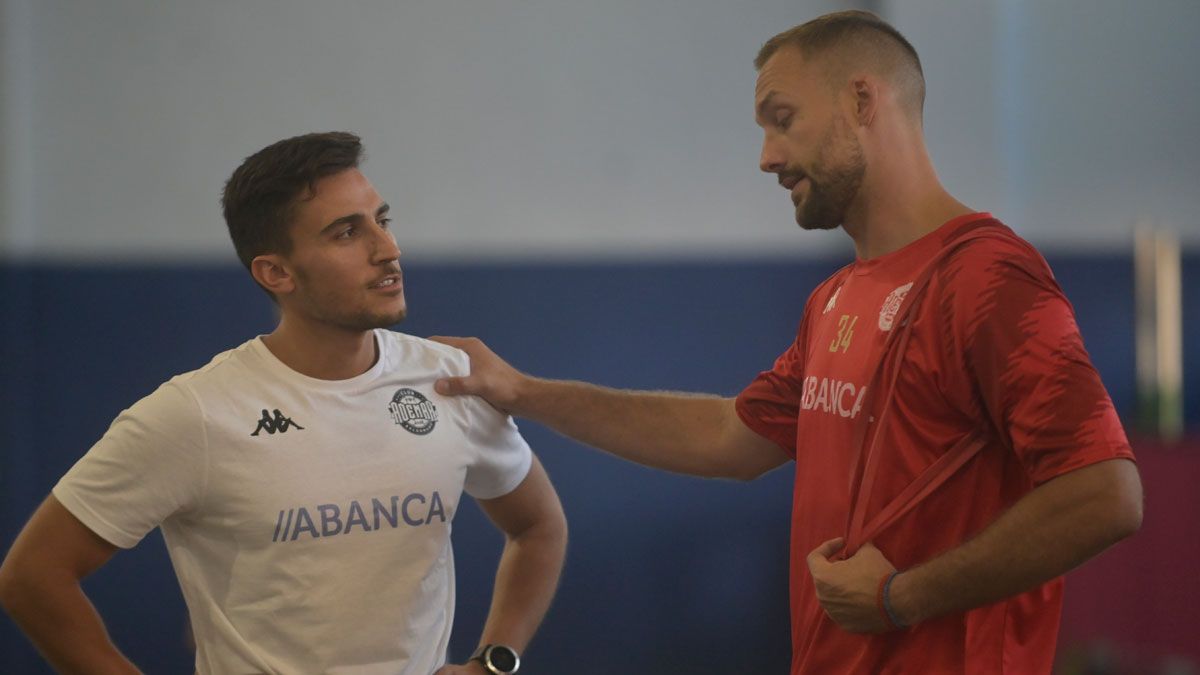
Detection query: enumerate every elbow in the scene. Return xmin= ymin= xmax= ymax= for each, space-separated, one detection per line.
xmin=724 ymin=448 xmax=787 ymax=482
xmin=1103 ymin=460 xmax=1144 ymax=543
xmin=0 ymin=558 xmax=21 ymax=614
xmin=727 ymin=457 xmax=780 ymax=482
xmin=526 ymin=500 xmax=569 ymax=555
xmin=547 ymin=504 xmax=569 ymax=550
xmin=534 ymin=508 xmax=569 ymax=573
xmin=1111 ymin=486 xmax=1143 ymax=542
xmin=730 ymin=464 xmax=770 ymax=482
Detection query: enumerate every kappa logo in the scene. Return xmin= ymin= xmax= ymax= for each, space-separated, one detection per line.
xmin=878 ymin=282 xmax=914 ymax=331
xmin=823 ymin=286 xmax=842 ymax=315
xmin=251 ymin=409 xmax=305 ymax=436
xmin=389 ymin=388 xmax=438 ymax=435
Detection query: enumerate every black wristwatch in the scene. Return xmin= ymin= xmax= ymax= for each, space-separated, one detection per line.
xmin=470 ymin=644 xmax=520 ymax=674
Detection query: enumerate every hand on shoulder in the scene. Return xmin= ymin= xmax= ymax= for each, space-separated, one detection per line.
xmin=429 ymin=336 xmax=530 ymax=414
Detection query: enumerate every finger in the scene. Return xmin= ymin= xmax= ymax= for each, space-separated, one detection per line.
xmin=813 ymin=537 xmax=845 ymax=559
xmin=428 ymin=335 xmax=467 ymax=347
xmin=859 ymin=535 xmax=897 ymax=566
xmin=434 ymin=376 xmax=469 ymax=396
xmin=806 ymin=548 xmax=824 ymax=573
xmin=806 ymin=537 xmax=842 ymax=573
xmin=856 ymin=540 xmax=895 ymax=566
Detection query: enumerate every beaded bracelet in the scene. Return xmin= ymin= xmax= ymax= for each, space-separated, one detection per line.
xmin=876 ymin=571 xmax=907 ymax=631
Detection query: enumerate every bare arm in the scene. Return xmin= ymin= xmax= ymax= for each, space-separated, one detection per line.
xmin=808 ymin=458 xmax=1143 ymax=632
xmin=436 ymin=455 xmax=567 ymax=674
xmin=0 ymin=495 xmax=142 ymax=674
xmin=430 ymin=336 xmax=790 ymax=480
xmin=891 ymin=457 xmax=1141 ymax=624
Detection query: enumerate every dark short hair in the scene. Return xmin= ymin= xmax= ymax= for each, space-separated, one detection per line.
xmin=755 ymin=11 xmax=925 ymax=118
xmin=222 ymin=131 xmax=364 ymax=273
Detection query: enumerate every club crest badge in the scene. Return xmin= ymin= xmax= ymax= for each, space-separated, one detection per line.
xmin=389 ymin=388 xmax=439 ymax=435
xmin=878 ymin=282 xmax=914 ymax=331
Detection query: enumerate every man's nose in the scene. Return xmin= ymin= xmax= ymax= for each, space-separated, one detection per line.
xmin=759 ymin=135 xmax=785 ymax=174
xmin=373 ymin=226 xmax=401 ymax=262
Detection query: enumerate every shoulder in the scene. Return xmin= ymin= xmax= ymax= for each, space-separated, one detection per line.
xmin=932 ymin=223 xmax=1075 ymax=343
xmin=804 ymin=263 xmax=855 ymax=318
xmin=941 ymin=221 xmax=1052 ymax=286
xmin=932 ymin=223 xmax=1062 ymax=321
xmin=377 ymin=330 xmax=471 ymax=378
xmin=165 ymin=339 xmax=263 ymax=401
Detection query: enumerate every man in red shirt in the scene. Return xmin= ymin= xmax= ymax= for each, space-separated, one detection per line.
xmin=432 ymin=10 xmax=1142 ymax=674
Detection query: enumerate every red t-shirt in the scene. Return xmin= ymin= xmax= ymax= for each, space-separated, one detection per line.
xmin=736 ymin=213 xmax=1134 ymax=674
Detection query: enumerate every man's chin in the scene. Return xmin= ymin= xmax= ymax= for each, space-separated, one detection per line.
xmin=352 ymin=308 xmax=407 ymax=330
xmin=379 ymin=308 xmax=407 ymax=327
xmin=795 ymin=214 xmax=841 ymax=231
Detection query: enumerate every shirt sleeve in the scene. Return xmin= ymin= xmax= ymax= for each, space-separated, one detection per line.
xmin=735 ymin=333 xmax=807 ymax=459
xmin=460 ymin=395 xmax=534 ymax=500
xmin=52 ymin=380 xmax=209 ymax=549
xmin=948 ymin=240 xmax=1135 ymax=484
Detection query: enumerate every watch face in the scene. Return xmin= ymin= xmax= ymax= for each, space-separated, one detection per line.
xmin=487 ymin=646 xmax=518 ymax=672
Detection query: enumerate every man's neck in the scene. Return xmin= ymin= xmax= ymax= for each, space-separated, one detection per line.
xmin=262 ymin=317 xmax=378 ymax=381
xmin=843 ymin=193 xmax=973 ymax=261
xmin=842 ymin=161 xmax=973 ymax=261
xmin=841 ymin=128 xmax=975 ymax=260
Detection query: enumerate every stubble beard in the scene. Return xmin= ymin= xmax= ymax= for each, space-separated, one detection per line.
xmin=333 ymin=298 xmax=407 ymax=332
xmin=294 ymin=271 xmax=408 ymax=332
xmin=794 ymin=116 xmax=867 ymax=232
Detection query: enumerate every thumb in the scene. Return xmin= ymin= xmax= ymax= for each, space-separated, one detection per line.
xmin=434 ymin=376 xmax=468 ymax=396
xmin=857 ymin=540 xmax=893 ymax=566
xmin=428 ymin=335 xmax=464 ymax=348
xmin=807 ymin=537 xmax=844 ymax=572
xmin=814 ymin=537 xmax=845 ymax=559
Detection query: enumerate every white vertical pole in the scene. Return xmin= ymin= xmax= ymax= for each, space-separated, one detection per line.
xmin=1134 ymin=223 xmax=1157 ymax=434
xmin=1134 ymin=223 xmax=1184 ymax=441
xmin=1155 ymin=230 xmax=1184 ymax=441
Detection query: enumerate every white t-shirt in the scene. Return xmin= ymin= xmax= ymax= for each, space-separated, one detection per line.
xmin=53 ymin=330 xmax=533 ymax=675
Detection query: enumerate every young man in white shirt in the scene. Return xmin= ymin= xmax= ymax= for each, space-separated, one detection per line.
xmin=0 ymin=131 xmax=567 ymax=675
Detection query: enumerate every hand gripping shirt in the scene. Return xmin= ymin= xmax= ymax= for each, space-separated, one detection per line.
xmin=736 ymin=213 xmax=1135 ymax=674
xmin=53 ymin=330 xmax=533 ymax=675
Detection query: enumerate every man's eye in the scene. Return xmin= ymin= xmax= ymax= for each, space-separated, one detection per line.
xmin=336 ymin=227 xmax=356 ymax=239
xmin=379 ymin=217 xmax=393 ymax=229
xmin=777 ymin=113 xmax=793 ymax=129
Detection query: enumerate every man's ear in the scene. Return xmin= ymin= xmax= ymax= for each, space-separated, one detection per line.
xmin=251 ymin=254 xmax=295 ymax=297
xmin=848 ymin=75 xmax=879 ymax=127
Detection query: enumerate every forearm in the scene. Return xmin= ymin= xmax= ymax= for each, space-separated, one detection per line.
xmin=0 ymin=578 xmax=140 ymax=675
xmin=891 ymin=459 xmax=1142 ymax=625
xmin=512 ymin=377 xmax=743 ymax=478
xmin=476 ymin=517 xmax=568 ymax=651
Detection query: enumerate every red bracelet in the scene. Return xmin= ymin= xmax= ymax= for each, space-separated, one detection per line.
xmin=876 ymin=572 xmax=900 ymax=631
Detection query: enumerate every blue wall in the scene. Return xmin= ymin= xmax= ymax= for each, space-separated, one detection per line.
xmin=2 ymin=253 xmax=1197 ymax=673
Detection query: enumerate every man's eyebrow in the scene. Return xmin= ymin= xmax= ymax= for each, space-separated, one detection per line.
xmin=319 ymin=203 xmax=391 ymax=235
xmin=756 ymin=91 xmax=779 ymax=120
xmin=319 ymin=213 xmax=364 ymax=235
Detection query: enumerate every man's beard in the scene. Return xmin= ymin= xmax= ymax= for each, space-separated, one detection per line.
xmin=309 ymin=301 xmax=407 ymax=332
xmin=342 ymin=306 xmax=407 ymax=331
xmin=293 ymin=271 xmax=408 ymax=331
xmin=794 ymin=116 xmax=866 ymax=231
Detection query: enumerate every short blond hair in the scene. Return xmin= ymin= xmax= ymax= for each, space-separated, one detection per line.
xmin=755 ymin=10 xmax=925 ymax=120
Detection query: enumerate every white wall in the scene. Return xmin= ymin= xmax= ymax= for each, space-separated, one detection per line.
xmin=0 ymin=0 xmax=35 ymax=255
xmin=2 ymin=0 xmax=1196 ymax=262
xmin=888 ymin=0 xmax=1200 ymax=250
